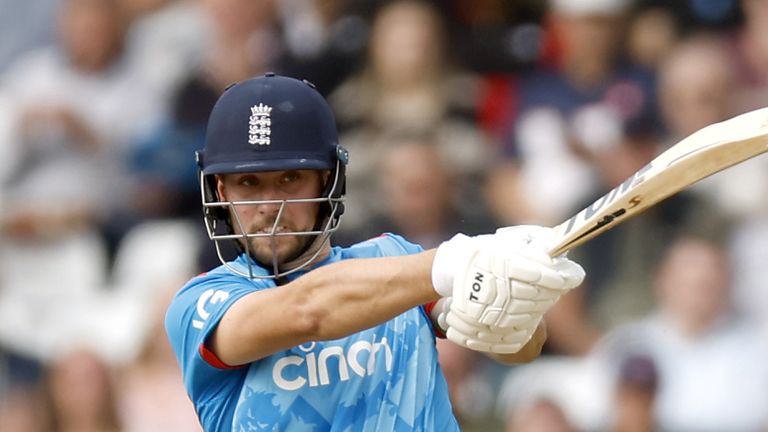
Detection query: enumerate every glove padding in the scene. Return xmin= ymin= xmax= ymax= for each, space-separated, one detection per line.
xmin=432 ymin=226 xmax=585 ymax=354
xmin=435 ymin=297 xmax=545 ymax=353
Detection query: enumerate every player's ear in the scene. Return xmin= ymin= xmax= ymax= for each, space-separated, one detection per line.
xmin=316 ymin=170 xmax=331 ymax=194
xmin=215 ymin=174 xmax=228 ymax=201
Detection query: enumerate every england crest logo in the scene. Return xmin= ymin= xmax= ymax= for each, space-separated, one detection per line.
xmin=249 ymin=103 xmax=272 ymax=146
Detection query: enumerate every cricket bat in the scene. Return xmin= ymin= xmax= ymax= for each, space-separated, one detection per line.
xmin=549 ymin=107 xmax=768 ymax=257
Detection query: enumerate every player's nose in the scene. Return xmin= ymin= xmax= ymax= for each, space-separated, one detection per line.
xmin=254 ymin=198 xmax=283 ymax=218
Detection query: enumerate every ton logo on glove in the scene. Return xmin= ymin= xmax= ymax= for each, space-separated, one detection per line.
xmin=469 ymin=272 xmax=484 ymax=302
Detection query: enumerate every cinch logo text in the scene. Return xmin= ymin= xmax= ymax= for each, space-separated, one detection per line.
xmin=272 ymin=338 xmax=393 ymax=391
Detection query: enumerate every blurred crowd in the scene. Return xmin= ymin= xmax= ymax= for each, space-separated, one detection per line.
xmin=1 ymin=0 xmax=767 ymax=430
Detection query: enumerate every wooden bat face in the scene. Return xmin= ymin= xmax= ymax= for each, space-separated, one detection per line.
xmin=549 ymin=107 xmax=768 ymax=256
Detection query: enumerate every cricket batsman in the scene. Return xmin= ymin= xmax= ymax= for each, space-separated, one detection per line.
xmin=165 ymin=74 xmax=585 ymax=431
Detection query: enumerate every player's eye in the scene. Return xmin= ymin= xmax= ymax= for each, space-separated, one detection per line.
xmin=237 ymin=175 xmax=259 ymax=187
xmin=280 ymin=171 xmax=301 ymax=184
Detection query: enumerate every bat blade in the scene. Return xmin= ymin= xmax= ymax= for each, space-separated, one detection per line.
xmin=549 ymin=107 xmax=768 ymax=257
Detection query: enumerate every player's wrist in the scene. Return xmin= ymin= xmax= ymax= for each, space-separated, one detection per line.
xmin=431 ymin=233 xmax=479 ymax=297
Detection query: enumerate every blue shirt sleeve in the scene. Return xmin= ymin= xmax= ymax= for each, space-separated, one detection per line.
xmin=164 ymin=272 xmax=268 ymax=427
xmin=345 ymin=233 xmax=424 ymax=258
xmin=380 ymin=233 xmax=425 ymax=255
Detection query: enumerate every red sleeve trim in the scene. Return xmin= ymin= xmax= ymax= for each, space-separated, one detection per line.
xmin=423 ymin=300 xmax=437 ymax=316
xmin=199 ymin=343 xmax=243 ymax=370
xmin=422 ymin=301 xmax=446 ymax=339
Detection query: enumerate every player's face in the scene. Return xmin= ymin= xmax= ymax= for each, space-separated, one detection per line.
xmin=216 ymin=170 xmax=325 ymax=265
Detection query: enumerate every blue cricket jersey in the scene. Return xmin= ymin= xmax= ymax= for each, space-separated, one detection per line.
xmin=165 ymin=233 xmax=459 ymax=431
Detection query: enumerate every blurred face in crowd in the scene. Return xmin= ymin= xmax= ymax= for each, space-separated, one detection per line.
xmin=742 ymin=0 xmax=768 ymax=31
xmin=506 ymin=399 xmax=574 ymax=432
xmin=552 ymin=11 xmax=624 ymax=86
xmin=369 ymin=0 xmax=445 ymax=85
xmin=216 ymin=170 xmax=325 ymax=266
xmin=48 ymin=350 xmax=119 ymax=428
xmin=59 ymin=0 xmax=126 ymax=72
xmin=626 ymin=7 xmax=678 ymax=69
xmin=659 ymin=37 xmax=733 ymax=138
xmin=654 ymin=237 xmax=731 ymax=337
xmin=380 ymin=141 xmax=452 ymax=239
xmin=556 ymin=14 xmax=622 ymax=58
xmin=202 ymin=0 xmax=275 ymax=41
xmin=613 ymin=355 xmax=658 ymax=432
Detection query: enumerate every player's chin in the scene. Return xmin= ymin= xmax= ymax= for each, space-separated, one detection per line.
xmin=249 ymin=236 xmax=306 ymax=265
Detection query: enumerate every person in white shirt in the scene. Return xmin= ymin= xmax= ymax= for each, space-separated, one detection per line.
xmin=594 ymin=235 xmax=768 ymax=431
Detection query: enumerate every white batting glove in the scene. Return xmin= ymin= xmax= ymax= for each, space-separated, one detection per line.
xmin=434 ymin=297 xmax=545 ymax=353
xmin=431 ymin=226 xmax=585 ymax=354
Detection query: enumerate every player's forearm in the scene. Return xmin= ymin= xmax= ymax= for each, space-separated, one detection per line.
xmin=295 ymin=249 xmax=439 ymax=340
xmin=213 ymin=250 xmax=439 ymax=365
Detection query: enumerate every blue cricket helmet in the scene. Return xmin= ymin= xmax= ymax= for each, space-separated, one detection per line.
xmin=199 ymin=73 xmax=347 ymax=174
xmin=197 ymin=73 xmax=348 ymax=279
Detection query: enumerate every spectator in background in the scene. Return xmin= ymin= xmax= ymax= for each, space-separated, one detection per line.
xmin=0 ymin=0 xmax=159 ymax=365
xmin=116 ymin=281 xmax=201 ymax=431
xmin=330 ymin=0 xmax=476 ymax=133
xmin=730 ymin=0 xmax=768 ymax=112
xmin=441 ymin=0 xmax=548 ymax=74
xmin=96 ymin=219 xmax=202 ymax=429
xmin=611 ymin=354 xmax=658 ymax=432
xmin=624 ymin=4 xmax=679 ymax=72
xmin=329 ymin=0 xmax=491 ymax=238
xmin=659 ymin=34 xmax=734 ymax=143
xmin=496 ymin=355 xmax=609 ymax=431
xmin=505 ymin=398 xmax=575 ymax=432
xmin=725 ymin=1 xmax=768 ymax=335
xmin=0 ymin=351 xmax=48 ymax=432
xmin=0 ymin=0 xmax=162 ymax=227
xmin=194 ymin=0 xmax=280 ymax=92
xmin=336 ymin=136 xmax=494 ymax=246
xmin=45 ymin=349 xmax=122 ymax=432
xmin=655 ymin=34 xmax=768 ymax=332
xmin=0 ymin=7 xmax=183 ymax=430
xmin=275 ymin=0 xmax=368 ymax=96
xmin=593 ymin=235 xmax=768 ymax=431
xmin=543 ymin=107 xmax=728 ymax=355
xmin=658 ymin=34 xmax=759 ymax=218
xmin=120 ymin=0 xmax=208 ymax=103
xmin=485 ymin=0 xmax=659 ymax=227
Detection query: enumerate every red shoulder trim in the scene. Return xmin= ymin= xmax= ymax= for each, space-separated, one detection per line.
xmin=199 ymin=343 xmax=243 ymax=370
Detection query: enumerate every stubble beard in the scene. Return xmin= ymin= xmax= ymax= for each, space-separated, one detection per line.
xmin=241 ymin=226 xmax=314 ymax=268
